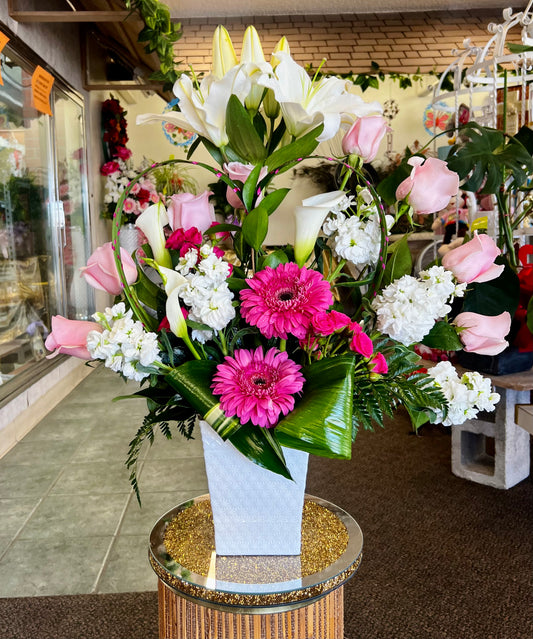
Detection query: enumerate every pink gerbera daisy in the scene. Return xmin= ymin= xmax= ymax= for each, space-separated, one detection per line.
xmin=211 ymin=346 xmax=305 ymax=427
xmin=240 ymin=263 xmax=334 ymax=339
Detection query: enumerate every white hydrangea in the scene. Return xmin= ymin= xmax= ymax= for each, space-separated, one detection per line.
xmin=371 ymin=266 xmax=464 ymax=346
xmin=87 ymin=303 xmax=161 ymax=382
xmin=426 ymin=361 xmax=500 ymax=426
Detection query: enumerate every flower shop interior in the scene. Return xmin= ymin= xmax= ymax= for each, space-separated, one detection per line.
xmin=0 ymin=1 xmax=532 ymax=638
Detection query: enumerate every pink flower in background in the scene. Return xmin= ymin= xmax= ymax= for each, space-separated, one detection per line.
xmin=311 ymin=310 xmax=352 ymax=336
xmin=167 ymin=191 xmax=215 ymax=233
xmin=100 ymin=161 xmax=120 ymax=176
xmin=224 ymin=162 xmax=268 ymax=209
xmin=395 ymin=156 xmax=459 ymax=215
xmin=212 ymin=346 xmax=305 ymax=427
xmin=115 ymin=146 xmax=132 ymax=160
xmin=81 ymin=242 xmax=138 ymax=295
xmin=368 ymin=352 xmax=388 ymax=374
xmin=342 ymin=115 xmax=389 ymax=162
xmin=349 ymin=325 xmax=374 ymax=358
xmin=442 ymin=232 xmax=504 ymax=283
xmin=454 ymin=311 xmax=511 ymax=355
xmin=45 ymin=316 xmax=102 ymax=360
xmin=240 ymin=263 xmax=333 ymax=339
xmin=123 ymin=198 xmax=135 ymax=213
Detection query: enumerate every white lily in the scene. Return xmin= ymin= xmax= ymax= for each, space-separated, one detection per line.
xmin=294 ymin=190 xmax=347 ymax=267
xmin=135 ymin=202 xmax=172 ymax=269
xmin=211 ymin=25 xmax=238 ymax=79
xmin=240 ymin=26 xmax=271 ymax=112
xmin=258 ymin=53 xmax=382 ymax=142
xmin=166 ymin=288 xmax=188 ymax=339
xmin=137 ymin=67 xmax=251 ymax=148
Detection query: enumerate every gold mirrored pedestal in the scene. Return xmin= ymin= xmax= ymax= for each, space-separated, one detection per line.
xmin=149 ymin=494 xmax=363 ymax=639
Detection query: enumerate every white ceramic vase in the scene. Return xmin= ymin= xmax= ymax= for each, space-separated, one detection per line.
xmin=199 ymin=420 xmax=309 ymax=556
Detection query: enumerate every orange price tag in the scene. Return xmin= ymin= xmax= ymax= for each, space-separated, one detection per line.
xmin=31 ymin=65 xmax=55 ymax=116
xmin=0 ymin=31 xmax=10 ymax=86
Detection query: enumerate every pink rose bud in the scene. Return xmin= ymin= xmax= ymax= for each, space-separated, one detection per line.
xmin=349 ymin=330 xmax=374 ymax=358
xmin=342 ymin=115 xmax=389 ymax=162
xmin=224 ymin=162 xmax=268 ymax=209
xmin=45 ymin=316 xmax=102 ymax=360
xmin=368 ymin=352 xmax=388 ymax=374
xmin=81 ymin=242 xmax=138 ymax=296
xmin=442 ymin=232 xmax=504 ymax=283
xmin=454 ymin=311 xmax=511 ymax=356
xmin=395 ymin=157 xmax=459 ymax=215
xmin=167 ymin=191 xmax=215 ymax=233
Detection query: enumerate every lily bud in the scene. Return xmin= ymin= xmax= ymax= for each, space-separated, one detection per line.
xmin=211 ymin=25 xmax=238 ymax=79
xmin=271 ymin=36 xmax=290 ymax=69
xmin=241 ymin=26 xmax=267 ymax=113
xmin=135 ymin=202 xmax=172 ymax=269
xmin=263 ymin=88 xmax=280 ymax=119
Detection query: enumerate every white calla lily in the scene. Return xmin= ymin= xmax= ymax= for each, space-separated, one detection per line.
xmin=142 ymin=259 xmax=187 ymax=296
xmin=166 ymin=288 xmax=188 ymax=339
xmin=137 ymin=67 xmax=251 ymax=148
xmin=135 ymin=202 xmax=172 ymax=269
xmin=212 ymin=25 xmax=238 ymax=79
xmin=294 ymin=190 xmax=347 ymax=267
xmin=258 ymin=53 xmax=381 ymax=142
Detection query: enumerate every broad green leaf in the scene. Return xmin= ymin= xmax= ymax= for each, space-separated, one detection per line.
xmin=242 ymin=205 xmax=268 ymax=250
xmin=275 ymin=354 xmax=356 ymax=459
xmin=376 ymin=159 xmax=412 ymax=205
xmin=226 ymin=277 xmax=248 ymax=292
xmin=461 ymin=258 xmax=520 ymax=318
xmin=406 ymin=406 xmax=431 ymax=431
xmin=507 ymin=43 xmax=533 ymax=53
xmin=421 ymin=320 xmax=463 ymax=351
xmin=226 ymin=95 xmax=267 ymax=164
xmin=447 ymin=122 xmax=533 ymax=193
xmin=228 ymin=425 xmax=292 ymax=480
xmin=266 ymin=124 xmax=323 ymax=173
xmin=204 ymin=222 xmax=241 ymax=234
xmin=514 ymin=125 xmax=533 ymax=155
xmin=261 ymin=249 xmax=289 ymax=269
xmin=242 ymin=164 xmax=264 ymax=211
xmin=382 ymin=235 xmax=412 ymax=286
xmin=256 ymin=188 xmax=290 ymax=215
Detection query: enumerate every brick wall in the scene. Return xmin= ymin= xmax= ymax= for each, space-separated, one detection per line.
xmin=176 ymin=9 xmax=521 ymax=75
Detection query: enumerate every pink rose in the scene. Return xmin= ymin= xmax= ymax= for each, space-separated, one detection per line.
xmin=395 ymin=157 xmax=459 ymax=215
xmin=224 ymin=162 xmax=268 ymax=209
xmin=115 ymin=146 xmax=132 ymax=160
xmin=166 ymin=227 xmax=203 ymax=251
xmin=100 ymin=161 xmax=120 ymax=176
xmin=442 ymin=232 xmax=504 ymax=283
xmin=454 ymin=311 xmax=511 ymax=356
xmin=311 ymin=310 xmax=352 ymax=336
xmin=45 ymin=316 xmax=102 ymax=360
xmin=342 ymin=115 xmax=389 ymax=162
xmin=81 ymin=242 xmax=138 ymax=296
xmin=167 ymin=191 xmax=215 ymax=233
xmin=368 ymin=352 xmax=388 ymax=374
xmin=349 ymin=324 xmax=374 ymax=358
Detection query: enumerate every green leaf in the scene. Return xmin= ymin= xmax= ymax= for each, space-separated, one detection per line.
xmin=421 ymin=321 xmax=463 ymax=351
xmin=226 ymin=95 xmax=267 ymax=164
xmin=507 ymin=43 xmax=533 ymax=53
xmin=382 ymin=235 xmax=412 ymax=286
xmin=256 ymin=188 xmax=290 ymax=215
xmin=461 ymin=258 xmax=520 ymax=318
xmin=377 ymin=159 xmax=412 ymax=205
xmin=242 ymin=164 xmax=264 ymax=211
xmin=228 ymin=425 xmax=292 ymax=480
xmin=204 ymin=222 xmax=241 ymax=234
xmin=275 ymin=354 xmax=356 ymax=459
xmin=242 ymin=205 xmax=268 ymax=251
xmin=261 ymin=249 xmax=289 ymax=269
xmin=447 ymin=122 xmax=533 ymax=193
xmin=514 ymin=125 xmax=533 ymax=155
xmin=266 ymin=124 xmax=324 ymax=174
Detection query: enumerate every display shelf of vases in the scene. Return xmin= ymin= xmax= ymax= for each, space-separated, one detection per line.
xmin=149 ymin=494 xmax=363 ymax=639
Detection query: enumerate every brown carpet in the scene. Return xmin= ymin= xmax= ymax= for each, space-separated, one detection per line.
xmin=0 ymin=414 xmax=531 ymax=639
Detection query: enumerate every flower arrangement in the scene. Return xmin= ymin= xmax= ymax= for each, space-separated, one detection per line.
xmin=46 ymin=27 xmax=517 ymax=498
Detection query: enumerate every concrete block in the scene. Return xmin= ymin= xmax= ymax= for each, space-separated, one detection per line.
xmin=452 ymin=388 xmax=530 ymax=489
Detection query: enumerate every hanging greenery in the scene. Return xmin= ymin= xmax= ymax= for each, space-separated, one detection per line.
xmin=124 ymin=0 xmax=182 ymax=90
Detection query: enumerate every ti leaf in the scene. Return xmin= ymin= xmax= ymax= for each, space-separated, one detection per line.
xmin=275 ymin=354 xmax=356 ymax=459
xmin=241 ymin=164 xmax=264 ymax=211
xmin=382 ymin=234 xmax=413 ymax=287
xmin=242 ymin=205 xmax=268 ymax=251
xmin=266 ymin=124 xmax=323 ymax=174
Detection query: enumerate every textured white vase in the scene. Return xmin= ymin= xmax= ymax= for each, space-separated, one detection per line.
xmin=199 ymin=420 xmax=309 ymax=556
xmin=119 ymin=223 xmax=140 ymax=256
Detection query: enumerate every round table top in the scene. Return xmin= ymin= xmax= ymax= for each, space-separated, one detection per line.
xmin=149 ymin=494 xmax=363 ymax=614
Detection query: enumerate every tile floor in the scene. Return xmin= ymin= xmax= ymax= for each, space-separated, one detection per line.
xmin=0 ymin=364 xmax=208 ymax=597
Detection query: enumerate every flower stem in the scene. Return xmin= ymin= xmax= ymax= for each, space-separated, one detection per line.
xmin=279 ymin=339 xmax=286 ymax=352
